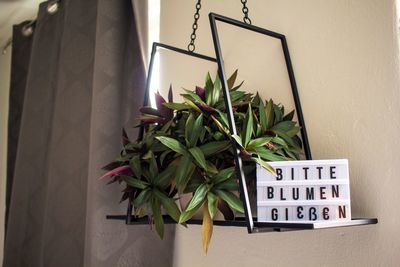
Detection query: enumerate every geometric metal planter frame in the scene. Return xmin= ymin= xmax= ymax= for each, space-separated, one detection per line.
xmin=106 ymin=13 xmax=377 ymax=233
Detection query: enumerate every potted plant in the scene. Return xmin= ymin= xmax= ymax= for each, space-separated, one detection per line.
xmin=101 ymin=70 xmax=302 ymax=253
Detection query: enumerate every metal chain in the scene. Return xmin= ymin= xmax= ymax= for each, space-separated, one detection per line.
xmin=187 ymin=0 xmax=202 ymax=52
xmin=240 ymin=0 xmax=252 ymax=24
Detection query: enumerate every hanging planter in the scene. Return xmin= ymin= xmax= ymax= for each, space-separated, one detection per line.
xmin=104 ymin=1 xmax=377 ymax=254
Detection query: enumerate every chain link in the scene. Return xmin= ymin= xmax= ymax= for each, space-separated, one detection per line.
xmin=240 ymin=0 xmax=252 ymax=24
xmin=187 ymin=0 xmax=202 ymax=52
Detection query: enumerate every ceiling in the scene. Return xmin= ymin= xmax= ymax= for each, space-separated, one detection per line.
xmin=0 ymin=0 xmax=42 ymax=53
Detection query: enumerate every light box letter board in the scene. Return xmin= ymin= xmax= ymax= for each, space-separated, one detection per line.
xmin=257 ymin=159 xmax=351 ymax=222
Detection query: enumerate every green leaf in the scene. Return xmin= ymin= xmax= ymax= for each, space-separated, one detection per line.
xmin=188 ymin=147 xmax=207 ymax=170
xmin=205 ymin=72 xmax=214 ymax=105
xmin=179 ymin=199 xmax=205 ymax=223
xmin=214 ymin=179 xmax=238 ymax=191
xmin=149 ymin=156 xmax=158 ymax=180
xmin=283 ymin=109 xmax=295 ymax=121
xmin=182 ymin=89 xmax=205 ymax=104
xmin=184 ymin=98 xmax=202 ymax=113
xmin=212 ymin=74 xmax=221 ymax=106
xmin=175 ymin=154 xmax=196 ymax=192
xmin=215 ymin=190 xmax=244 ymax=213
xmin=265 ymin=99 xmax=274 ymax=129
xmin=244 ymin=104 xmax=254 ymax=147
xmin=213 ymin=166 xmax=236 ymax=184
xmin=227 ymin=69 xmax=238 ymax=90
xmin=205 ymin=161 xmax=218 ymax=174
xmin=156 ymin=136 xmax=187 ymax=155
xmin=252 ymin=156 xmax=277 ymax=176
xmin=133 ymin=189 xmax=151 ymax=207
xmin=185 ymin=113 xmax=195 ymax=147
xmin=163 ymin=102 xmax=189 ymax=110
xmin=198 ymin=141 xmax=230 ymax=157
xmin=155 ymin=163 xmax=176 ymax=188
xmin=121 ymin=175 xmax=149 ymax=189
xmin=207 ymin=192 xmax=218 ymax=218
xmin=185 ymin=184 xmax=208 ymax=212
xmin=189 ymin=114 xmax=204 ymax=147
xmin=231 ymin=134 xmax=243 ymax=148
xmin=231 ymin=80 xmax=244 ymax=91
xmin=153 ymin=188 xmax=181 ymax=222
xmin=151 ymin=198 xmax=164 ymax=239
xmin=273 ymin=104 xmax=283 ymax=123
xmin=129 ymin=155 xmax=142 ymax=178
xmin=255 ymin=147 xmax=286 ymax=161
xmin=247 ymin=137 xmax=273 ymax=150
xmin=259 ymin=101 xmax=267 ymax=132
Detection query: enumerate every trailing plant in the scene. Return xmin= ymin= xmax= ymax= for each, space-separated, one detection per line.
xmin=101 ymin=70 xmax=302 ymax=253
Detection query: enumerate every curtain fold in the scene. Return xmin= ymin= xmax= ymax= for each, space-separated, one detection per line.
xmin=4 ymin=0 xmax=175 ymax=266
xmin=6 ymin=20 xmax=34 ymax=233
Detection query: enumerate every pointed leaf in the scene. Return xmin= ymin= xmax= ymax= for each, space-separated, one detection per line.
xmin=202 ymin=202 xmax=213 ymax=254
xmin=156 ymin=136 xmax=187 ymax=155
xmin=205 ymin=72 xmax=214 ymax=105
xmin=189 ymin=114 xmax=203 ymax=147
xmin=231 ymin=134 xmax=243 ymax=148
xmin=129 ymin=155 xmax=142 ymax=178
xmin=185 ymin=113 xmax=195 ymax=147
xmin=179 ymin=199 xmax=205 ymax=223
xmin=213 ymin=167 xmax=236 ymax=184
xmin=185 ymin=183 xmax=208 ymax=212
xmin=198 ymin=141 xmax=230 ymax=157
xmin=163 ymin=102 xmax=189 ymax=111
xmin=133 ymin=188 xmax=151 ymax=207
xmin=215 ymin=190 xmax=244 ymax=213
xmin=283 ymin=109 xmax=295 ymax=121
xmin=247 ymin=137 xmax=273 ymax=150
xmin=153 ymin=188 xmax=181 ymax=222
xmin=152 ymin=198 xmax=164 ymax=239
xmin=244 ymin=104 xmax=254 ymax=147
xmin=189 ymin=147 xmax=207 ymax=170
xmin=259 ymin=101 xmax=267 ymax=132
xmin=207 ymin=192 xmax=218 ymax=218
xmin=253 ymin=156 xmax=277 ymax=176
xmin=265 ymin=99 xmax=274 ymax=129
xmin=121 ymin=175 xmax=149 ymax=189
xmin=175 ymin=154 xmax=196 ymax=192
xmin=227 ymin=69 xmax=238 ymax=90
xmin=217 ymin=199 xmax=234 ymax=220
xmin=100 ymin=165 xmax=133 ymax=179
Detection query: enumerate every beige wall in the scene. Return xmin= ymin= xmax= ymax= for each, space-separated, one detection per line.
xmin=0 ymin=48 xmax=11 ymax=266
xmin=159 ymin=0 xmax=400 ymax=266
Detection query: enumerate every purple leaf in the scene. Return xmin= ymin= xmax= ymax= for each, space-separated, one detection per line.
xmin=140 ymin=106 xmax=161 ymax=117
xmin=199 ymin=104 xmax=216 ymax=114
xmin=195 ymin=86 xmax=206 ymax=101
xmin=100 ymin=165 xmax=133 ymax=179
xmin=155 ymin=92 xmax=169 ymax=116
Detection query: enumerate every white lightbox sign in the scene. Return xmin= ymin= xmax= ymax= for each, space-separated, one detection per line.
xmin=256 ymin=159 xmax=351 ymax=222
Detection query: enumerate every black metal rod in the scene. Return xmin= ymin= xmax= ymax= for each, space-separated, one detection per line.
xmin=131 ymin=42 xmax=217 ymax=221
xmin=209 ymin=13 xmax=254 ymax=233
xmin=208 ymin=13 xmax=312 ymax=160
xmin=280 ymin=37 xmax=312 ymax=160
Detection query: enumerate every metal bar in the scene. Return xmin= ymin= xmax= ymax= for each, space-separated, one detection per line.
xmin=208 ymin=13 xmax=312 ymax=160
xmin=107 ymin=214 xmax=378 ymax=231
xmin=209 ymin=13 xmax=254 ymax=233
xmin=210 ymin=12 xmax=285 ymax=39
xmin=131 ymin=42 xmax=217 ymax=223
xmin=280 ymin=37 xmax=312 ymax=159
xmin=153 ymin=42 xmax=217 ymax=63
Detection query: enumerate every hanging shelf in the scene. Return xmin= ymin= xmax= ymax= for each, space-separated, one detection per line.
xmin=107 ymin=13 xmax=378 ymax=233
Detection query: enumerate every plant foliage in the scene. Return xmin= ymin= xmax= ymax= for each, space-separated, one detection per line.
xmin=101 ymin=70 xmax=302 ymax=253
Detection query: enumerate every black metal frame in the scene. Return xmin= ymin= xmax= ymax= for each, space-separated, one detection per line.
xmin=107 ymin=15 xmax=378 ymax=232
xmin=209 ymin=12 xmax=314 ymax=233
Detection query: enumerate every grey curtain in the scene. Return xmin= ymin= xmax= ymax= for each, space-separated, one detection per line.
xmin=4 ymin=0 xmax=175 ymax=266
xmin=6 ymin=20 xmax=33 ymax=232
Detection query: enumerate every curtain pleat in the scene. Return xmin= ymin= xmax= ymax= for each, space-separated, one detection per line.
xmin=4 ymin=1 xmax=175 ymax=266
xmin=6 ymin=20 xmax=33 ymax=233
